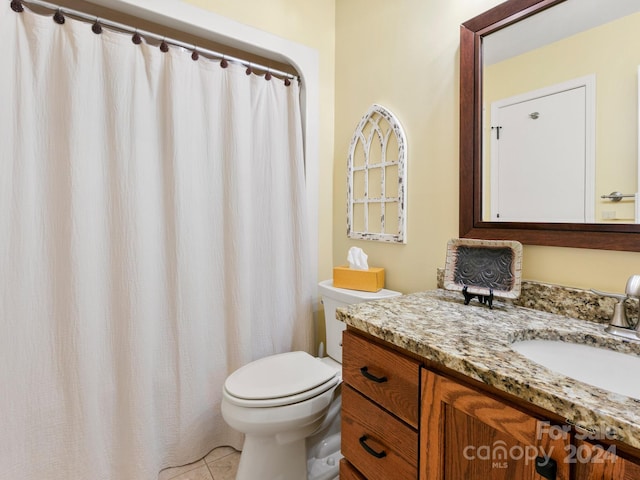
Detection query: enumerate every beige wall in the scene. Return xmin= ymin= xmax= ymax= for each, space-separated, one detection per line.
xmin=335 ymin=0 xmax=504 ymax=294
xmin=190 ymin=0 xmax=639 ymax=300
xmin=335 ymin=0 xmax=640 ymax=295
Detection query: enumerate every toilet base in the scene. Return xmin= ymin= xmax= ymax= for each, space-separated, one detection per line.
xmin=306 ymin=393 xmax=342 ymax=480
xmin=236 ymin=435 xmax=306 ymax=480
xmin=307 ymin=431 xmax=342 ymax=480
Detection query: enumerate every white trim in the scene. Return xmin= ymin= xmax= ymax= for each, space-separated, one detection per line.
xmin=489 ymin=74 xmax=596 ymax=223
xmin=85 ymin=0 xmax=320 ymax=296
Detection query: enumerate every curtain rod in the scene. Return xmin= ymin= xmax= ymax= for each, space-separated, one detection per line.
xmin=12 ymin=0 xmax=299 ymax=82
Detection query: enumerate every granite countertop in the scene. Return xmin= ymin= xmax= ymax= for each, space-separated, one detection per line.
xmin=337 ymin=289 xmax=640 ymax=450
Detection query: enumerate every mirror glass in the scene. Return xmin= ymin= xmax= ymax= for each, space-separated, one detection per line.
xmin=481 ymin=0 xmax=640 ymax=224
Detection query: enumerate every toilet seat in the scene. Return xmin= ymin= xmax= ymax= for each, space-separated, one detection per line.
xmin=224 ymin=351 xmax=340 ymax=408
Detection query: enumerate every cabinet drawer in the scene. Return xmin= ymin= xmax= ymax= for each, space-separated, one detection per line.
xmin=342 ymin=330 xmax=420 ymax=427
xmin=339 ymin=458 xmax=366 ymax=480
xmin=342 ymin=385 xmax=418 ymax=480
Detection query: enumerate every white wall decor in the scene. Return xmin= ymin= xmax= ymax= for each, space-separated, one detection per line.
xmin=347 ymin=104 xmax=407 ymax=243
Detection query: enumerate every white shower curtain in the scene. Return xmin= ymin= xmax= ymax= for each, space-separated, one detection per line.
xmin=0 ymin=5 xmax=313 ymax=480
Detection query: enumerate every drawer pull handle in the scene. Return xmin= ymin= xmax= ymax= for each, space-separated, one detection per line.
xmin=535 ymin=456 xmax=557 ymax=480
xmin=359 ymin=435 xmax=387 ymax=459
xmin=360 ymin=366 xmax=388 ymax=383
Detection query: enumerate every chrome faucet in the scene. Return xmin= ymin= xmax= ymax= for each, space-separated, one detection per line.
xmin=591 ymin=275 xmax=640 ymax=341
xmin=626 ymin=275 xmax=640 ymax=334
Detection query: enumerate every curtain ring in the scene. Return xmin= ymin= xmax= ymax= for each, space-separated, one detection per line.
xmin=92 ymin=18 xmax=103 ymax=34
xmin=245 ymin=63 xmax=253 ymax=76
xmin=10 ymin=0 xmax=24 ymax=13
xmin=53 ymin=9 xmax=65 ymax=24
xmin=265 ymin=68 xmax=272 ymax=81
xmin=284 ymin=77 xmax=291 ymax=87
xmin=220 ymin=56 xmax=228 ymax=69
xmin=160 ymin=38 xmax=169 ymax=53
xmin=132 ymin=30 xmax=142 ymax=45
xmin=191 ymin=46 xmax=199 ymax=61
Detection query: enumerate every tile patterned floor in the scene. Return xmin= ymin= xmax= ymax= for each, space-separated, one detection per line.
xmin=158 ymin=446 xmax=240 ymax=480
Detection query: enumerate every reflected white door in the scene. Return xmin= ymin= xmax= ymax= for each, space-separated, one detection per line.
xmin=490 ymin=76 xmax=595 ymax=222
xmin=636 ymin=66 xmax=640 ymax=223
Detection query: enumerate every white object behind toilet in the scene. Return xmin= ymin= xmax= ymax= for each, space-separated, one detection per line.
xmin=319 ymin=279 xmax=402 ymax=364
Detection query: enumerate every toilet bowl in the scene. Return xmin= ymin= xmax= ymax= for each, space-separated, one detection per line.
xmin=221 ymin=280 xmax=402 ymax=480
xmin=222 ymin=351 xmax=341 ymax=480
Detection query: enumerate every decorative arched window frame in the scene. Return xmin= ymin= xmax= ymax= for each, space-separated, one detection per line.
xmin=347 ymin=104 xmax=407 ymax=243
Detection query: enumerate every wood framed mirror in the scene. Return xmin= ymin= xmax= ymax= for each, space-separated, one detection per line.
xmin=460 ymin=0 xmax=640 ymax=251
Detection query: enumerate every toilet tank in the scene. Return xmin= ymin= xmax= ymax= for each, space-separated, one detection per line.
xmin=318 ymin=279 xmax=402 ymax=364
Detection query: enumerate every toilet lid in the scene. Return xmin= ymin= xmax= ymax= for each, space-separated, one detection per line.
xmin=224 ymin=351 xmax=338 ymax=401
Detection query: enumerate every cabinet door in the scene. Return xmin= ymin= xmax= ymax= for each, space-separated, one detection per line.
xmin=573 ymin=439 xmax=640 ymax=479
xmin=420 ymin=369 xmax=570 ymax=480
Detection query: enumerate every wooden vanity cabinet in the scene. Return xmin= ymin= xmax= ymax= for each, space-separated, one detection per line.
xmin=340 ymin=330 xmax=421 ymax=479
xmin=572 ymin=439 xmax=640 ymax=479
xmin=420 ymin=369 xmax=570 ymax=480
xmin=341 ymin=330 xmax=640 ymax=480
xmin=339 ymin=458 xmax=366 ymax=480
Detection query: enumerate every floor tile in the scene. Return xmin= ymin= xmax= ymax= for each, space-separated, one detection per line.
xmin=168 ymin=463 xmax=213 ymax=480
xmin=158 ymin=460 xmax=208 ymax=480
xmin=204 ymin=446 xmax=238 ymax=464
xmin=207 ymin=451 xmax=241 ymax=480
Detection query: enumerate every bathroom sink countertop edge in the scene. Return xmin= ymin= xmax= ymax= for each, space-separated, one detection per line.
xmin=336 ymin=289 xmax=640 ymax=451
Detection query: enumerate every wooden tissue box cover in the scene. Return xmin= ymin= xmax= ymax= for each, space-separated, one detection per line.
xmin=333 ymin=266 xmax=384 ymax=292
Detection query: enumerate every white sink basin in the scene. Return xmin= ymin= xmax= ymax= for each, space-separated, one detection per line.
xmin=511 ymin=339 xmax=640 ymax=400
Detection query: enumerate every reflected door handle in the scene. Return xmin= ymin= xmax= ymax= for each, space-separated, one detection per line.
xmin=600 ymin=191 xmax=636 ymax=202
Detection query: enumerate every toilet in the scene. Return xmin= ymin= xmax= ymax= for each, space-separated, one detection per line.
xmin=221 ymin=279 xmax=401 ymax=480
